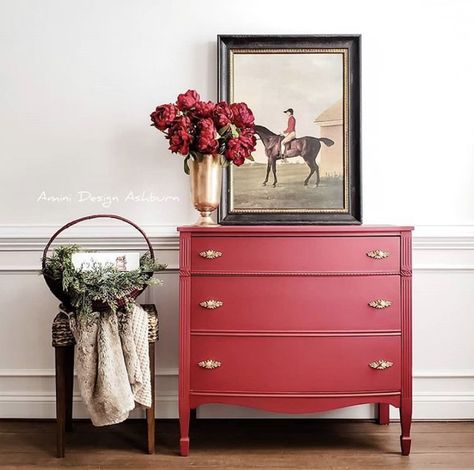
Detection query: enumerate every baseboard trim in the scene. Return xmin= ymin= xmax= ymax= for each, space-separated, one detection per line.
xmin=0 ymin=393 xmax=472 ymax=420
xmin=0 ymin=393 xmax=177 ymax=419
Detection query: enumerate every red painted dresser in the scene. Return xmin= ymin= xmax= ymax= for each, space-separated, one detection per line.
xmin=178 ymin=226 xmax=413 ymax=456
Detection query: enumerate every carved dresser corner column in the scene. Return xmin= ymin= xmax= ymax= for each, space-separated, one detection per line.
xmin=178 ymin=225 xmax=413 ymax=456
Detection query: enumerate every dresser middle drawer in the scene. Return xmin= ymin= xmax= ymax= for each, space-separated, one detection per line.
xmin=191 ymin=275 xmax=400 ymax=332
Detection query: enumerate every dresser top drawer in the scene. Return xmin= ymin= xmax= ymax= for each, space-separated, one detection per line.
xmin=188 ymin=236 xmax=401 ymax=274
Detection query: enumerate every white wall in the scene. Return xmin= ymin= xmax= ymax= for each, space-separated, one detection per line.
xmin=0 ymin=0 xmax=473 ymax=420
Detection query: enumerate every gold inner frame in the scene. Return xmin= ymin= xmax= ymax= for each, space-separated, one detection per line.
xmin=229 ymin=48 xmax=349 ymax=214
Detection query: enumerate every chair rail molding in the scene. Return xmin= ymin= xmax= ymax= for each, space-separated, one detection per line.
xmin=1 ymin=224 xmax=474 ymax=251
xmin=0 ymin=224 xmax=180 ymax=251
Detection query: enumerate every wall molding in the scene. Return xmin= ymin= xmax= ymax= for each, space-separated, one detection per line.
xmin=0 ymin=392 xmax=178 ymax=419
xmin=1 ymin=265 xmax=473 ymax=274
xmin=0 ymin=266 xmax=179 ymax=274
xmin=413 ymin=370 xmax=474 ymax=379
xmin=0 ymin=224 xmax=179 ymax=251
xmin=0 ymin=367 xmax=179 ymax=377
xmin=1 ymin=224 xmax=474 ymax=252
xmin=0 ymin=391 xmax=472 ymax=420
xmin=414 ymin=265 xmax=474 ymax=272
xmin=1 ymin=368 xmax=472 ymax=379
xmin=1 ymin=224 xmax=472 ymax=420
xmin=412 ymin=225 xmax=474 ymax=250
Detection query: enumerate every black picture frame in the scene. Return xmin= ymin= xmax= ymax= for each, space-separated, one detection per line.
xmin=217 ymin=34 xmax=361 ymax=225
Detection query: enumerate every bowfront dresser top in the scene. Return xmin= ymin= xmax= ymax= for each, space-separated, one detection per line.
xmin=178 ymin=226 xmax=413 ymax=456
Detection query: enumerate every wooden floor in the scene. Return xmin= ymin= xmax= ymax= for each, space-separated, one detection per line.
xmin=0 ymin=419 xmax=473 ymax=469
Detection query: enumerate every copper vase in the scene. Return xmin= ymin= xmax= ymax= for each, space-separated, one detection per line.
xmin=190 ymin=154 xmax=222 ymax=226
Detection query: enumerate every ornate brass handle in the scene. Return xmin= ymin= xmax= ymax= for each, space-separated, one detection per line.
xmin=200 ymin=299 xmax=223 ymax=309
xmin=368 ymin=299 xmax=392 ymax=309
xmin=198 ymin=359 xmax=222 ymax=369
xmin=199 ymin=250 xmax=222 ymax=259
xmin=369 ymin=359 xmax=393 ymax=370
xmin=367 ymin=250 xmax=390 ymax=259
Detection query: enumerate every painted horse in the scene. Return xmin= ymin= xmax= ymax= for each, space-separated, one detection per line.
xmin=254 ymin=125 xmax=334 ymax=187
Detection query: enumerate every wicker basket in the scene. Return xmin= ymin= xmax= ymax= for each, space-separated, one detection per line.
xmin=42 ymin=214 xmax=155 ymax=312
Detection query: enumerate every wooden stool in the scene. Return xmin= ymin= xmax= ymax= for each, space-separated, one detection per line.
xmin=52 ymin=303 xmax=159 ymax=458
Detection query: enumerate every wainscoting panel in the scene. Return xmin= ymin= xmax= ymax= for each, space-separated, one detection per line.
xmin=0 ymin=225 xmax=473 ymax=420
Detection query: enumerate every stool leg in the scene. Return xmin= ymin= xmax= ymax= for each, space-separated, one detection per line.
xmin=55 ymin=347 xmax=67 ymax=458
xmin=146 ymin=342 xmax=156 ymax=454
xmin=65 ymin=346 xmax=74 ymax=432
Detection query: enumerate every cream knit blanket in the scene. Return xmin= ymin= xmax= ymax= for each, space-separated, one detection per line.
xmin=68 ymin=304 xmax=151 ymax=426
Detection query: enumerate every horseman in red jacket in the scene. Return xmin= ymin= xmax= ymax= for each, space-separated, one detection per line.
xmin=280 ymin=108 xmax=296 ymax=160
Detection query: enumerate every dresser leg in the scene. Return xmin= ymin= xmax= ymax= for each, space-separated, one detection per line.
xmin=400 ymin=397 xmax=412 ymax=455
xmin=179 ymin=405 xmax=190 ymax=456
xmin=376 ymin=403 xmax=390 ymax=425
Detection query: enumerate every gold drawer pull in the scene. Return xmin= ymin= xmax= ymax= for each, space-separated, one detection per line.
xmin=367 ymin=250 xmax=390 ymax=259
xmin=199 ymin=250 xmax=222 ymax=259
xmin=198 ymin=359 xmax=222 ymax=370
xmin=368 ymin=299 xmax=392 ymax=309
xmin=369 ymin=359 xmax=394 ymax=370
xmin=200 ymin=299 xmax=223 ymax=309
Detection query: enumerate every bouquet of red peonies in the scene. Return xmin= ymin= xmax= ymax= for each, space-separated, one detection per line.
xmin=150 ymin=90 xmax=256 ymax=172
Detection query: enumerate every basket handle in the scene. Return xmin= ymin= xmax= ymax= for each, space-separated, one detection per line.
xmin=42 ymin=214 xmax=155 ymax=271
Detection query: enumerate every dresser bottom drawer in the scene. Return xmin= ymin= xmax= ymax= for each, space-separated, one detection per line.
xmin=191 ymin=336 xmax=401 ymax=393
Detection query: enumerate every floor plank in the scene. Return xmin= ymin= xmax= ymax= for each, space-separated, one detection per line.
xmin=0 ymin=419 xmax=473 ymax=469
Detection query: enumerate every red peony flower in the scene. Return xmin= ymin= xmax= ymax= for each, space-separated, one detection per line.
xmin=193 ymin=101 xmax=216 ymax=118
xmin=168 ymin=115 xmax=194 ymax=155
xmin=168 ymin=126 xmax=193 ymax=155
xmin=171 ymin=114 xmax=192 ymax=129
xmin=224 ymin=137 xmax=252 ymax=166
xmin=176 ymin=89 xmax=200 ymax=111
xmin=213 ymin=101 xmax=234 ymax=129
xmin=230 ymin=102 xmax=255 ymax=129
xmin=196 ymin=118 xmax=219 ymax=154
xmin=238 ymin=127 xmax=257 ymax=152
xmin=150 ymin=104 xmax=178 ymax=131
xmin=150 ymin=91 xmax=257 ymax=169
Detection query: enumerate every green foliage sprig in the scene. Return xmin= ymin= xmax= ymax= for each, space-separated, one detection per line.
xmin=42 ymin=245 xmax=166 ymax=316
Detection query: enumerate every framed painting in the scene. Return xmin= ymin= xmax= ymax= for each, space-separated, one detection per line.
xmin=217 ymin=35 xmax=361 ymax=225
